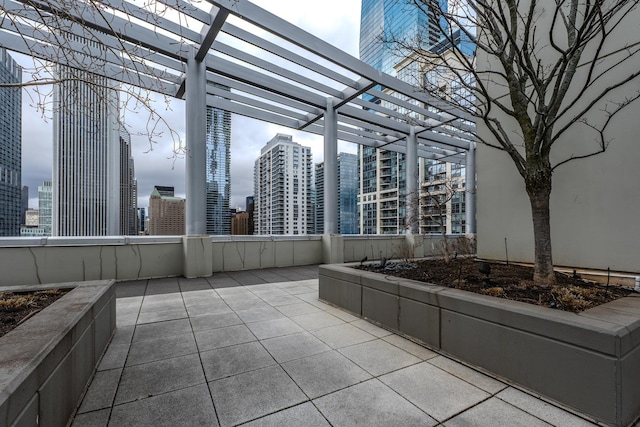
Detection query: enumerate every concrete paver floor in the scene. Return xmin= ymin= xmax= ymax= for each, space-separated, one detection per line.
xmin=71 ymin=266 xmax=599 ymax=427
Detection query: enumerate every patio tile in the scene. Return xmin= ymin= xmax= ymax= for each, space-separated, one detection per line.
xmin=276 ymin=301 xmax=322 ymax=317
xmin=497 ymin=387 xmax=597 ymax=426
xmin=291 ymin=311 xmax=344 ymax=331
xmin=241 ymin=402 xmax=329 ymax=427
xmin=116 ymin=280 xmax=147 ymax=298
xmin=215 ymin=286 xmax=250 ymax=296
xmin=98 ymin=343 xmax=130 ymax=371
xmin=282 ymin=350 xmax=371 ymax=399
xmin=235 ymin=305 xmax=286 ymax=323
xmin=178 ymin=278 xmax=212 ymax=292
xmin=115 ymin=354 xmax=206 ymax=404
xmin=261 ymin=332 xmax=331 ymax=363
xmin=382 ymin=334 xmax=438 ymax=360
xmin=380 ymin=362 xmax=490 ymax=422
xmin=110 ymin=384 xmax=217 ymax=427
xmin=181 ymin=289 xmax=219 ymax=301
xmin=313 ymin=379 xmax=437 ymax=427
xmin=71 ymin=408 xmax=110 ymax=427
xmin=311 ymin=323 xmax=376 ymax=349
xmin=109 ymin=325 xmax=134 ymax=345
xmin=260 ymin=294 xmax=302 ymax=307
xmin=444 ymin=397 xmax=550 ymax=427
xmin=77 ymin=368 xmax=122 ymax=413
xmin=139 ymin=299 xmax=185 ymax=313
xmin=339 ymin=339 xmax=421 ymax=376
xmin=246 ymin=317 xmax=305 ymax=340
xmin=126 ymin=333 xmax=197 ymax=366
xmin=116 ymin=296 xmax=143 ymax=310
xmin=428 ymin=355 xmax=506 ymax=394
xmin=251 ymin=288 xmax=289 ymax=298
xmin=132 ymin=318 xmax=192 ymax=342
xmin=282 ymin=285 xmax=318 ymax=295
xmin=136 ymin=307 xmax=188 ymax=324
xmin=116 ymin=310 xmax=139 ymax=327
xmin=350 ymin=319 xmax=392 ymax=337
xmin=189 ymin=311 xmax=242 ymax=332
xmin=186 ymin=300 xmax=232 ymax=317
xmin=200 ymin=341 xmax=276 ymax=381
xmin=209 ymin=365 xmax=306 ymax=427
xmin=324 ymin=307 xmax=359 ymax=322
xmin=194 ymin=324 xmax=256 ymax=352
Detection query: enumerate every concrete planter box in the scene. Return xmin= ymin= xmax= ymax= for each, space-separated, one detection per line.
xmin=319 ymin=264 xmax=640 ymax=427
xmin=0 ymin=280 xmax=116 ymax=427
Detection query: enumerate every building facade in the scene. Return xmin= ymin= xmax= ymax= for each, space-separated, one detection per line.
xmin=52 ymin=65 xmax=120 ymax=236
xmin=358 ymin=0 xmax=467 ymax=235
xmin=206 ymin=103 xmax=231 ymax=235
xmin=315 ymin=153 xmax=359 ymax=234
xmin=148 ymin=186 xmax=185 ymax=235
xmin=254 ymin=134 xmax=313 ymax=235
xmin=119 ymin=128 xmax=137 ymax=236
xmin=38 ymin=180 xmax=52 ymax=236
xmin=231 ymin=211 xmax=249 ymax=235
xmin=0 ymin=48 xmax=22 ymax=237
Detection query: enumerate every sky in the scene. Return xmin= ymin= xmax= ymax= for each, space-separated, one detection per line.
xmin=18 ymin=0 xmax=363 ymax=211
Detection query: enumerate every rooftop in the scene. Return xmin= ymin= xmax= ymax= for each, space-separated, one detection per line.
xmin=71 ymin=265 xmax=599 ymax=427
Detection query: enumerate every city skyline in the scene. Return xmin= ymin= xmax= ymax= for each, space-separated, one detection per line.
xmin=17 ymin=1 xmax=362 ymax=214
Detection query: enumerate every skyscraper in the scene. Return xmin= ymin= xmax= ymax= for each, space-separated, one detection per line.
xmin=358 ymin=0 xmax=466 ymax=234
xmin=52 ymin=66 xmax=120 ymax=236
xmin=0 ymin=48 xmax=22 ymax=237
xmin=360 ymin=0 xmax=445 ymax=76
xmin=206 ymin=104 xmax=231 ymax=235
xmin=148 ymin=186 xmax=185 ymax=235
xmin=254 ymin=134 xmax=313 ymax=235
xmin=119 ymin=128 xmax=137 ymax=236
xmin=315 ymin=153 xmax=359 ymax=234
xmin=38 ymin=180 xmax=52 ymax=236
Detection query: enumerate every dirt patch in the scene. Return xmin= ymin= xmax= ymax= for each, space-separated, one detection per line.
xmin=0 ymin=289 xmax=70 ymax=338
xmin=355 ymin=257 xmax=633 ymax=312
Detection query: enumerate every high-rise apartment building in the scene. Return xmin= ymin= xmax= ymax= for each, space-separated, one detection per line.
xmin=52 ymin=65 xmax=120 ymax=236
xmin=38 ymin=180 xmax=52 ymax=236
xmin=231 ymin=211 xmax=249 ymax=235
xmin=315 ymin=153 xmax=359 ymax=234
xmin=148 ymin=186 xmax=185 ymax=235
xmin=254 ymin=134 xmax=313 ymax=235
xmin=358 ymin=0 xmax=466 ymax=234
xmin=21 ymin=186 xmax=29 ymax=224
xmin=206 ymin=103 xmax=231 ymax=235
xmin=119 ymin=128 xmax=137 ymax=235
xmin=0 ymin=48 xmax=22 ymax=237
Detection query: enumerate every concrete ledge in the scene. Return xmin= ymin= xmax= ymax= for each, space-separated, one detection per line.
xmin=319 ymin=263 xmax=640 ymax=427
xmin=0 ymin=280 xmax=116 ymax=427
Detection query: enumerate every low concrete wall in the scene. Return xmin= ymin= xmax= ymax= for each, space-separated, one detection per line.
xmin=319 ymin=264 xmax=640 ymax=427
xmin=0 ymin=280 xmax=116 ymax=427
xmin=0 ymin=234 xmax=453 ymax=285
xmin=211 ymin=235 xmax=324 ymax=271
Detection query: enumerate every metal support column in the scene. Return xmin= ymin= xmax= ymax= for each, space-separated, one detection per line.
xmin=324 ymin=97 xmax=338 ymax=235
xmin=465 ymin=142 xmax=476 ymax=234
xmin=185 ymin=48 xmax=207 ymax=235
xmin=406 ymin=126 xmax=418 ymax=234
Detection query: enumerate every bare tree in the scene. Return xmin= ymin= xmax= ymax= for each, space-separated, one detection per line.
xmin=391 ymin=0 xmax=640 ymax=284
xmin=0 ymin=0 xmax=192 ymax=151
xmin=420 ymin=169 xmax=463 ymax=262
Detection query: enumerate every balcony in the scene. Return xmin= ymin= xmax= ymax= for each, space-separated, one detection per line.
xmin=0 ymin=236 xmax=610 ymax=426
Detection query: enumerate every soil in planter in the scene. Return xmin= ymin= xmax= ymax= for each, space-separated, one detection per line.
xmin=355 ymin=258 xmax=633 ymax=312
xmin=0 ymin=289 xmax=70 ymax=338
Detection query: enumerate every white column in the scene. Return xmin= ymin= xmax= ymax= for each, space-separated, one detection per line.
xmin=323 ymin=98 xmax=338 ymax=234
xmin=465 ymin=142 xmax=476 ymax=234
xmin=185 ymin=48 xmax=207 ymax=236
xmin=406 ymin=126 xmax=418 ymax=234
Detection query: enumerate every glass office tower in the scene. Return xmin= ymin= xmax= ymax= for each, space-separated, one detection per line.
xmin=0 ymin=48 xmax=22 ymax=237
xmin=205 ymin=90 xmax=231 ymax=235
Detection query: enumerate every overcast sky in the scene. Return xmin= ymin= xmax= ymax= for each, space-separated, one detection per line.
xmin=18 ymin=1 xmax=362 ymax=211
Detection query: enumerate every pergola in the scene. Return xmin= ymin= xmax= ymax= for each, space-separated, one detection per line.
xmin=0 ymin=0 xmax=476 ymax=235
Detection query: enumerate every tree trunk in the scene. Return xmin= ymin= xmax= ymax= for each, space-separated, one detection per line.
xmin=526 ymin=180 xmax=557 ymax=285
